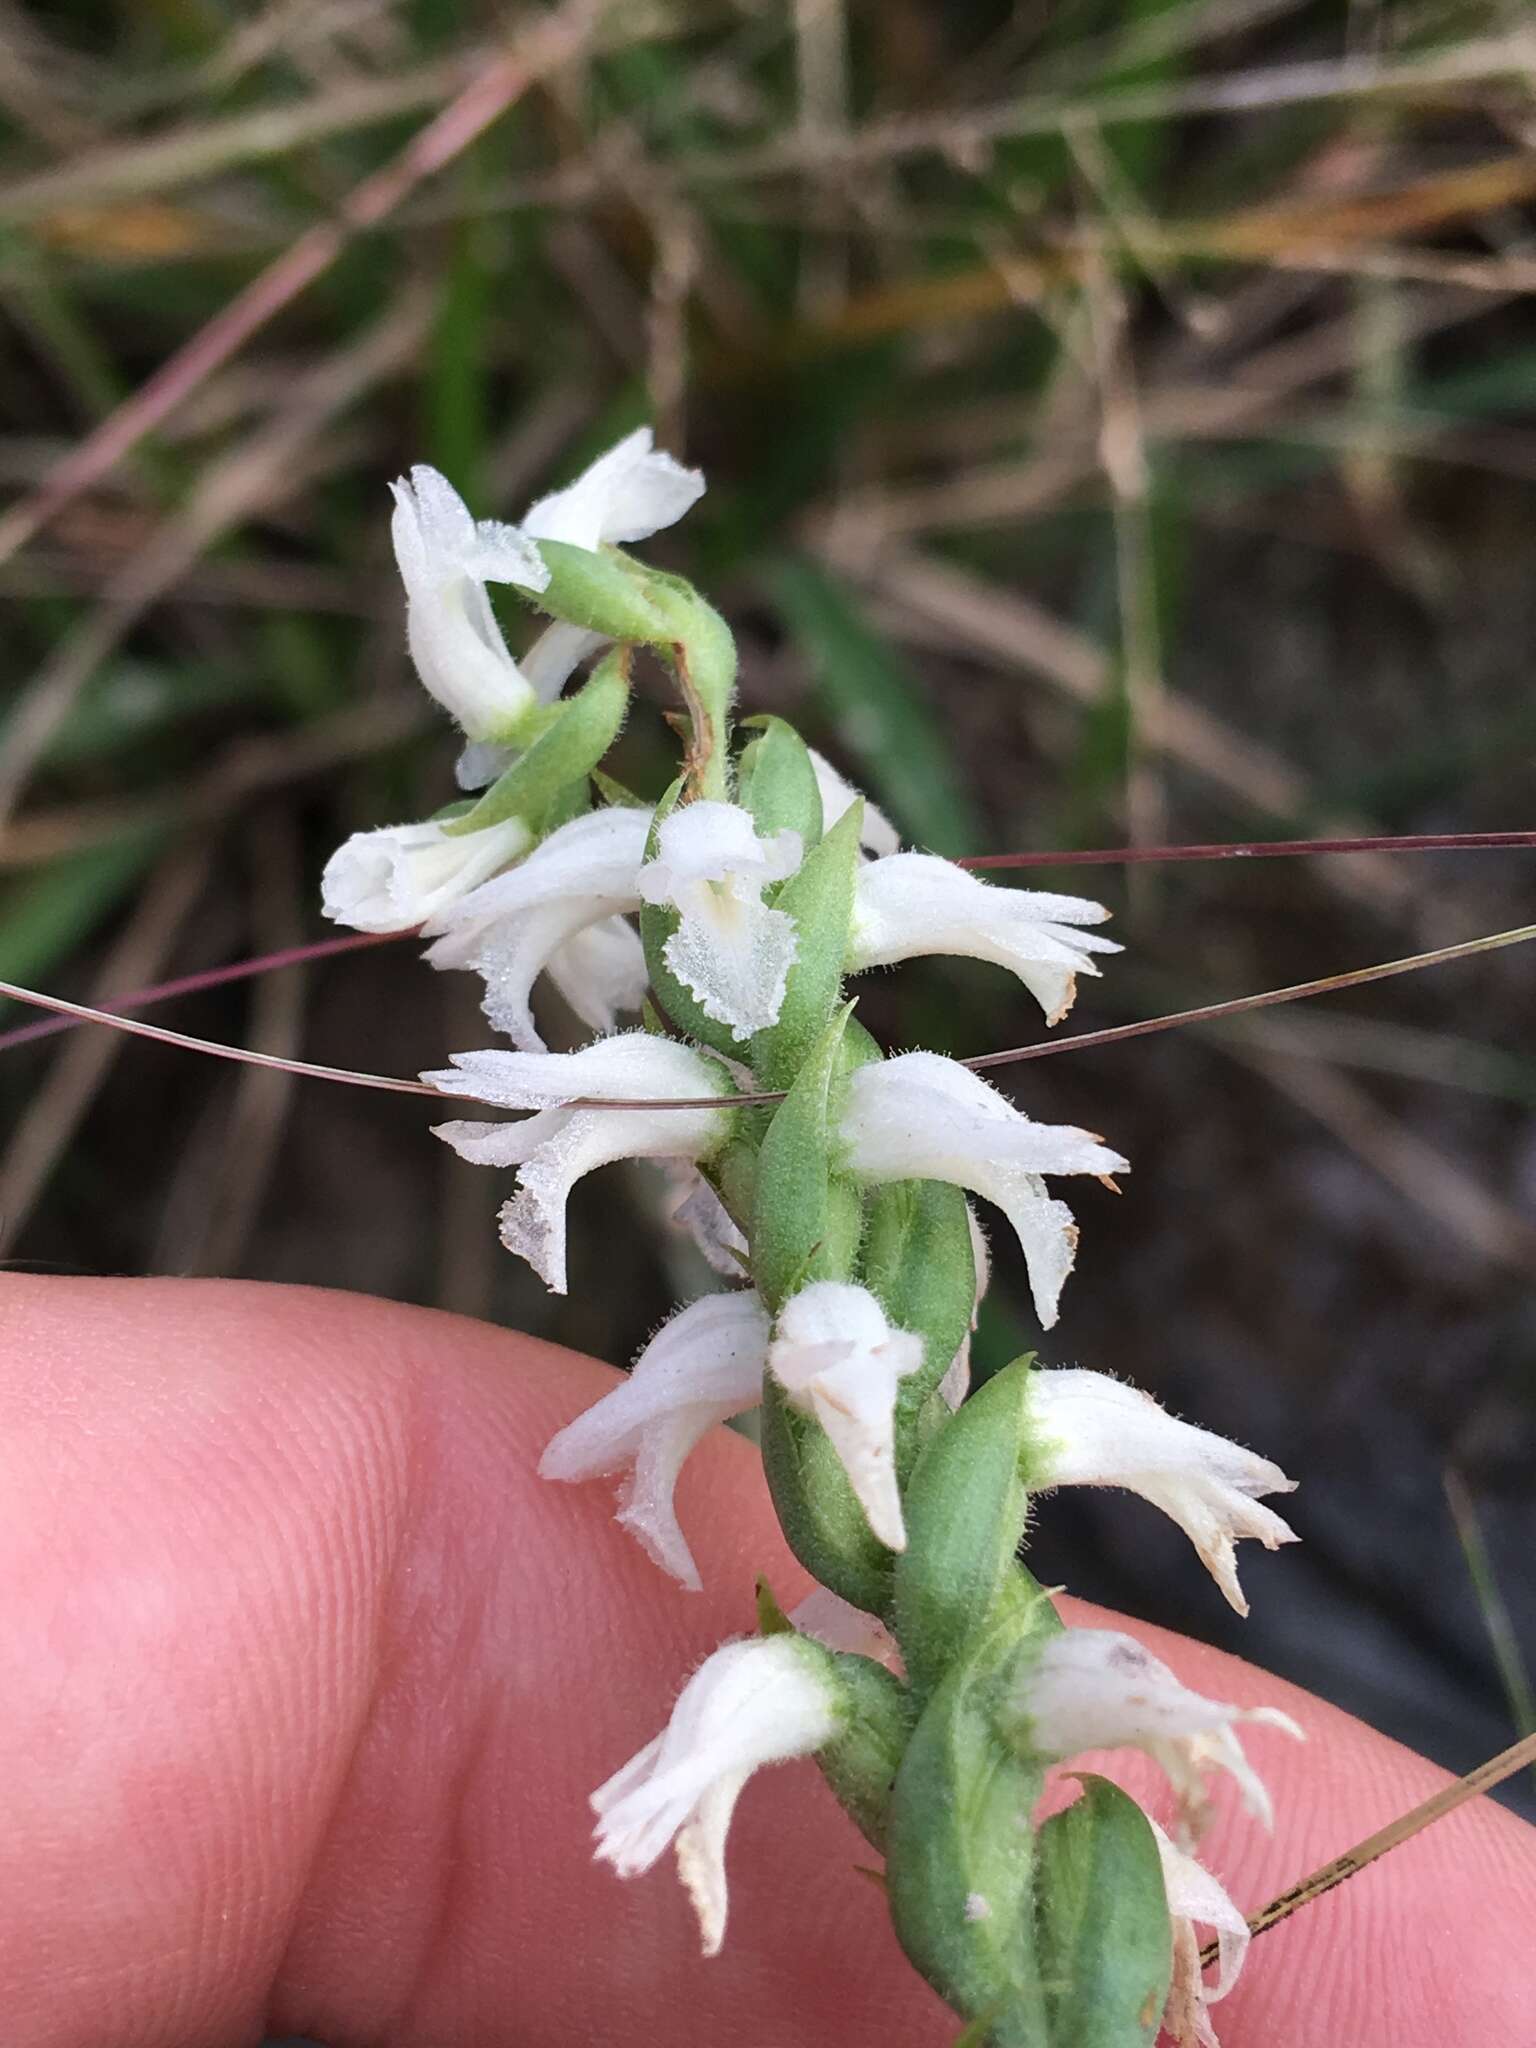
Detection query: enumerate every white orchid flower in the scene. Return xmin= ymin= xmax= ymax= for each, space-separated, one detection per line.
xmin=592 ymin=1634 xmax=841 ymax=1956
xmin=807 ymin=748 xmax=900 ymax=859
xmin=454 ymin=622 xmax=610 ymax=790
xmin=1027 ymin=1371 xmax=1298 ymax=1616
xmin=838 ymin=1053 xmax=1127 ymax=1330
xmin=1016 ymin=1629 xmax=1302 ymax=1840
xmin=663 ymin=1163 xmax=750 ymax=1279
xmin=389 ymin=465 xmax=548 ymax=740
xmin=321 ymin=814 xmax=532 ymax=934
xmin=424 ymin=1034 xmax=735 ymax=1293
xmin=541 ymin=1290 xmax=769 ymax=1589
xmin=638 ymin=801 xmax=803 ymax=1040
xmin=1150 ymin=1818 xmax=1251 ymax=2048
xmin=790 ymin=1588 xmax=903 ymax=1673
xmin=768 ymin=1281 xmax=924 ymax=1551
xmin=848 ymin=854 xmax=1120 ymax=1026
xmin=523 ymin=425 xmax=704 ymax=552
xmin=425 ymin=807 xmax=651 ymax=1049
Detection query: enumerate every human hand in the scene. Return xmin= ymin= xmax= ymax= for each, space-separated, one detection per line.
xmin=3 ymin=1275 xmax=1532 ymax=2046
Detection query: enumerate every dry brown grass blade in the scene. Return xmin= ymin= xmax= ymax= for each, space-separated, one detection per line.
xmin=0 ymin=844 xmax=206 ymax=1257
xmin=840 ymin=546 xmax=1414 ymax=914
xmin=1201 ymin=1727 xmax=1536 ymax=1968
xmin=0 ymin=285 xmax=433 ymax=838
xmin=0 ymin=1 xmax=601 ymax=571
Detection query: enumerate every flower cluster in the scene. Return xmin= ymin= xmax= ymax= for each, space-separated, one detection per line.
xmin=322 ymin=433 xmax=1305 ymax=2047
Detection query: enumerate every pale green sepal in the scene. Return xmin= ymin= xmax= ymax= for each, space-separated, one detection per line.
xmin=761 ymin=1377 xmax=894 ymax=1617
xmin=533 ymin=538 xmax=670 ymax=644
xmin=816 ymin=1651 xmax=914 ymax=1853
xmin=591 ymin=768 xmax=650 ymax=809
xmin=859 ymin=1178 xmax=976 ymax=1479
xmin=637 ymin=780 xmax=756 ymax=1059
xmin=751 ymin=1003 xmax=859 ymax=1314
xmin=445 ymin=651 xmax=629 ymax=837
xmin=893 ymin=1358 xmax=1037 ymax=1699
xmin=749 ymin=801 xmax=861 ymax=1091
xmin=1033 ymin=1776 xmax=1172 ymax=2048
xmin=738 ymin=715 xmax=824 ymax=847
xmin=886 ymin=1608 xmax=1054 ymax=2046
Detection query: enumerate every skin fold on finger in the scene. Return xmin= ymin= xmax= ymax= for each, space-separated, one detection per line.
xmin=0 ymin=1276 xmax=1532 ymax=2048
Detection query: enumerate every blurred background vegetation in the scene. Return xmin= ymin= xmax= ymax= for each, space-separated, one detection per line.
xmin=1 ymin=0 xmax=1532 ymax=1809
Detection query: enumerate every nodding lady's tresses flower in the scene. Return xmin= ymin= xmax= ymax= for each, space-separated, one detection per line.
xmin=540 ymin=1290 xmax=769 ymax=1590
xmin=807 ymin=748 xmax=900 ymax=860
xmin=767 ymin=1282 xmax=924 ymax=1550
xmin=838 ymin=1053 xmax=1128 ymax=1329
xmin=389 ymin=466 xmax=549 ymax=741
xmin=425 ymin=807 xmax=651 ymax=1048
xmin=321 ymin=814 xmax=532 ymax=934
xmin=424 ymin=1035 xmax=735 ymax=1293
xmin=638 ymin=801 xmax=803 ymax=1039
xmin=591 ymin=1634 xmax=842 ymax=1956
xmin=522 ymin=425 xmax=704 ymax=551
xmin=1149 ymin=1819 xmax=1251 ymax=2048
xmin=1026 ymin=1370 xmax=1298 ymax=1616
xmin=1012 ymin=1629 xmax=1302 ymax=1840
xmin=848 ymin=855 xmax=1120 ymax=1026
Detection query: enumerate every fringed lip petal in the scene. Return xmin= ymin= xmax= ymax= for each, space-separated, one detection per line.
xmin=839 ymin=1053 xmax=1128 ymax=1329
xmin=1150 ymin=1817 xmax=1252 ymax=2047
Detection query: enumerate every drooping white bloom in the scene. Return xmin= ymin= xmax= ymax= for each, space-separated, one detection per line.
xmin=523 ymin=425 xmax=704 ymax=552
xmin=454 ymin=623 xmax=610 ymax=789
xmin=591 ymin=1634 xmax=841 ymax=1955
xmin=638 ymin=801 xmax=803 ymax=1039
xmin=663 ymin=1163 xmax=750 ymax=1278
xmin=849 ymin=854 xmax=1120 ymax=1026
xmin=321 ymin=814 xmax=532 ymax=934
xmin=839 ymin=1053 xmax=1127 ymax=1330
xmin=541 ymin=1291 xmax=769 ymax=1589
xmin=424 ymin=1035 xmax=735 ymax=1293
xmin=389 ymin=465 xmax=548 ymax=739
xmin=1027 ymin=1371 xmax=1298 ymax=1616
xmin=768 ymin=1282 xmax=924 ymax=1551
xmin=790 ymin=1588 xmax=902 ymax=1673
xmin=1150 ymin=1819 xmax=1251 ymax=2048
xmin=425 ymin=807 xmax=651 ymax=1048
xmin=807 ymin=747 xmax=900 ymax=859
xmin=1016 ymin=1629 xmax=1302 ymax=1839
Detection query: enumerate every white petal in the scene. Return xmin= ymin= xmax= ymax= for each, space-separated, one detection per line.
xmin=769 ymin=1282 xmax=925 ymax=1550
xmin=1028 ymin=1371 xmax=1298 ymax=1616
xmin=639 ymin=801 xmax=802 ymax=901
xmin=427 ymin=805 xmax=650 ymax=954
xmin=544 ymin=915 xmax=649 ymax=1038
xmin=389 ymin=467 xmax=546 ymax=738
xmin=521 ymin=620 xmax=609 ymax=703
xmin=454 ymin=739 xmax=515 ymax=791
xmin=540 ymin=1291 xmax=769 ymax=1590
xmin=849 ymin=854 xmax=1120 ymax=1026
xmin=591 ymin=1635 xmax=840 ymax=1954
xmin=423 ymin=1035 xmax=734 ymax=1292
xmin=1019 ymin=1630 xmax=1302 ymax=1835
xmin=665 ymin=1165 xmax=750 ymax=1279
xmin=321 ymin=816 xmax=531 ymax=933
xmin=790 ymin=1588 xmax=902 ymax=1672
xmin=808 ymin=748 xmax=900 ymax=859
xmin=839 ymin=1054 xmax=1127 ymax=1329
xmin=523 ymin=426 xmax=705 ymax=551
xmin=1150 ymin=1819 xmax=1251 ymax=2016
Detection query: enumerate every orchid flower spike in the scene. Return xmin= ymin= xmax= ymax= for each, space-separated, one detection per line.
xmin=540 ymin=1290 xmax=769 ymax=1590
xmin=423 ymin=1035 xmax=735 ymax=1293
xmin=638 ymin=801 xmax=803 ymax=1039
xmin=1011 ymin=1629 xmax=1302 ymax=1841
xmin=848 ymin=855 xmax=1120 ymax=1026
xmin=839 ymin=1053 xmax=1128 ymax=1329
xmin=591 ymin=1634 xmax=842 ymax=1955
xmin=389 ymin=466 xmax=548 ymax=741
xmin=807 ymin=748 xmax=901 ymax=859
xmin=1149 ymin=1818 xmax=1251 ymax=2048
xmin=768 ymin=1282 xmax=925 ymax=1550
xmin=523 ymin=426 xmax=704 ymax=552
xmin=321 ymin=814 xmax=531 ymax=934
xmin=425 ymin=806 xmax=651 ymax=1048
xmin=1026 ymin=1370 xmax=1299 ymax=1616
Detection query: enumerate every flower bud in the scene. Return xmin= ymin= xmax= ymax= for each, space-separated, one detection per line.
xmin=321 ymin=814 xmax=531 ymax=933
